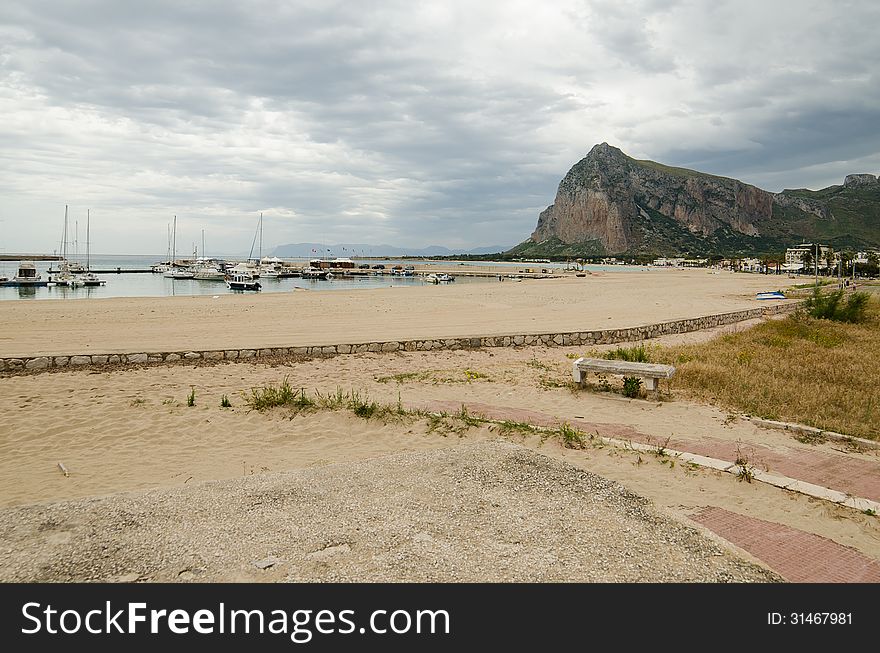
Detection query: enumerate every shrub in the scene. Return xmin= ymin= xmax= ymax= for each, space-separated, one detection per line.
xmin=220 ymin=395 xmax=232 ymax=408
xmin=622 ymin=376 xmax=642 ymax=398
xmin=187 ymin=387 xmax=196 ymax=407
xmin=805 ymin=288 xmax=870 ymax=323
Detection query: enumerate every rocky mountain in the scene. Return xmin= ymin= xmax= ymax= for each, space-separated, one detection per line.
xmin=510 ymin=143 xmax=880 ymax=257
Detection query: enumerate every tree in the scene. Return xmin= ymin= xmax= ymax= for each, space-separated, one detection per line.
xmin=800 ymin=249 xmax=814 ymax=275
xmin=867 ymin=252 xmax=880 ymax=277
xmin=824 ymin=247 xmax=835 ymax=276
xmin=840 ymin=251 xmax=854 ymax=277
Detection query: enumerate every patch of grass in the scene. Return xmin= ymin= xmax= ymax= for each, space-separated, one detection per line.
xmin=653 ymin=437 xmax=671 ymax=457
xmin=376 ymin=371 xmax=433 ymax=384
xmin=313 ymin=387 xmax=412 ymax=422
xmin=864 ymin=508 xmax=877 ymax=517
xmin=186 ymin=387 xmax=196 ymax=407
xmin=794 ymin=430 xmax=827 ymax=445
xmin=220 ymin=395 xmax=232 ymax=408
xmin=463 ymin=368 xmax=489 ymax=382
xmin=455 ymin=405 xmax=483 ymax=427
xmin=527 ymin=357 xmax=554 ymax=370
xmin=538 ymin=375 xmax=575 ymax=390
xmin=656 ymin=298 xmax=880 ymax=440
xmin=557 ymin=422 xmax=585 ymax=449
xmin=245 ymin=377 xmax=296 ymax=411
xmin=129 ymin=397 xmax=146 ymax=407
xmin=495 ymin=419 xmax=541 ymax=438
xmin=605 ymin=344 xmax=650 ymax=363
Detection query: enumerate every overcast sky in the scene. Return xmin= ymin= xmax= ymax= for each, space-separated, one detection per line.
xmin=1 ymin=0 xmax=878 ymax=255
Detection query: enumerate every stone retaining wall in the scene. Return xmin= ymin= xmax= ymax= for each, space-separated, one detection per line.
xmin=0 ymin=302 xmax=800 ymax=375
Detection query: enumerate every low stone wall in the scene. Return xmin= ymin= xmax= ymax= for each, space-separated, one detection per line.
xmin=0 ymin=302 xmax=800 ymax=376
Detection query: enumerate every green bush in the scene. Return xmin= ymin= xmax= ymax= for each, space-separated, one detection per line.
xmin=220 ymin=395 xmax=232 ymax=408
xmin=187 ymin=387 xmax=196 ymax=407
xmin=622 ymin=376 xmax=642 ymax=398
xmin=804 ymin=288 xmax=870 ymax=323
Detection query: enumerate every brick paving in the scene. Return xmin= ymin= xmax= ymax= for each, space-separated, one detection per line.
xmin=691 ymin=507 xmax=880 ymax=583
xmin=418 ymin=399 xmax=880 ymax=582
xmin=419 ymin=400 xmax=880 ymax=501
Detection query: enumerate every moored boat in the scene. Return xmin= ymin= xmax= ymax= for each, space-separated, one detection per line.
xmin=226 ymin=272 xmax=261 ymax=291
xmin=0 ymin=261 xmax=49 ymax=287
xmin=301 ymin=265 xmax=331 ymax=280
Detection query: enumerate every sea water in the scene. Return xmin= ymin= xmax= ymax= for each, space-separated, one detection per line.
xmin=0 ymin=255 xmax=495 ymax=301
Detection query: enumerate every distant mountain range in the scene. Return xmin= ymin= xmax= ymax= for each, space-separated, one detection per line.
xmin=271 ymin=243 xmax=512 ymax=258
xmin=509 ymin=143 xmax=880 ymax=257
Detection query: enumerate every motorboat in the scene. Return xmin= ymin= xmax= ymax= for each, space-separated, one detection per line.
xmin=301 ymin=266 xmax=331 ymax=280
xmin=73 ymin=271 xmax=106 ymax=287
xmin=193 ymin=265 xmax=226 ymax=281
xmin=0 ymin=261 xmax=49 ymax=287
xmin=226 ymin=272 xmax=261 ymax=291
xmin=164 ymin=267 xmax=195 ymax=279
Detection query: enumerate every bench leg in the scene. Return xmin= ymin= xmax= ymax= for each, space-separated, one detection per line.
xmin=643 ymin=377 xmax=658 ymax=392
xmin=572 ymin=358 xmax=586 ymax=386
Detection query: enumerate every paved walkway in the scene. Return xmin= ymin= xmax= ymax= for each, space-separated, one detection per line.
xmin=419 ymin=399 xmax=880 ymax=583
xmin=691 ymin=507 xmax=880 ymax=583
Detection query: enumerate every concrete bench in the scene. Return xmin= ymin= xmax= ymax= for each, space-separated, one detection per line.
xmin=572 ymin=357 xmax=676 ymax=391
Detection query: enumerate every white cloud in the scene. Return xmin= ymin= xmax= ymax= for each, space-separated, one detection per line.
xmin=0 ymin=0 xmax=877 ymax=253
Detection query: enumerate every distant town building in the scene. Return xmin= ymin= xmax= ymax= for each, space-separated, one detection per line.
xmin=737 ymin=258 xmax=765 ymax=273
xmin=652 ymin=257 xmax=685 ymax=267
xmin=854 ymin=249 xmax=880 ymax=264
xmin=785 ymin=243 xmax=830 ymax=270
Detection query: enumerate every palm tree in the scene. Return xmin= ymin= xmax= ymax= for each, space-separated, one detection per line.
xmin=824 ymin=247 xmax=835 ymax=276
xmin=800 ymin=249 xmax=814 ymax=275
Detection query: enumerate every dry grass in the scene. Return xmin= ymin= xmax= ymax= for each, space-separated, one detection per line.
xmin=656 ymin=299 xmax=880 ymax=440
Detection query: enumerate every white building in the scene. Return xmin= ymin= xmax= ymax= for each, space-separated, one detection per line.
xmin=785 ymin=243 xmax=831 ymax=270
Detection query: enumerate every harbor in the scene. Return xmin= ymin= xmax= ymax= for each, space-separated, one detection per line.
xmin=0 ymin=254 xmax=572 ymax=300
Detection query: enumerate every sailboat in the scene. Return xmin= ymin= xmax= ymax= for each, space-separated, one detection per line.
xmin=256 ymin=214 xmax=280 ymax=279
xmin=193 ymin=230 xmax=225 ymax=281
xmin=73 ymin=210 xmax=106 ymax=286
xmin=52 ymin=205 xmax=77 ymax=286
xmin=164 ymin=215 xmax=194 ymax=279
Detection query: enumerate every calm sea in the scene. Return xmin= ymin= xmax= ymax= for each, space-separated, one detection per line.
xmin=0 ymin=255 xmax=490 ymax=301
xmin=0 ymin=255 xmax=647 ymax=301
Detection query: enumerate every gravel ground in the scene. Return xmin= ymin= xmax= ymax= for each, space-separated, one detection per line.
xmin=0 ymin=440 xmax=780 ymax=583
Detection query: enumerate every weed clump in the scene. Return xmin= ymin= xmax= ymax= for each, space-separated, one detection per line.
xmin=605 ymin=344 xmax=650 ymax=363
xmin=246 ymin=377 xmax=297 ymax=411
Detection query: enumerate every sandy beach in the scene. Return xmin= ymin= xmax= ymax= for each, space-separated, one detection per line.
xmin=0 ymin=268 xmax=787 ymax=357
xmin=2 ymin=269 xmax=876 ymax=582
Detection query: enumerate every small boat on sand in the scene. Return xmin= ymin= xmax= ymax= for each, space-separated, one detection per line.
xmin=756 ymin=291 xmax=785 ymax=300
